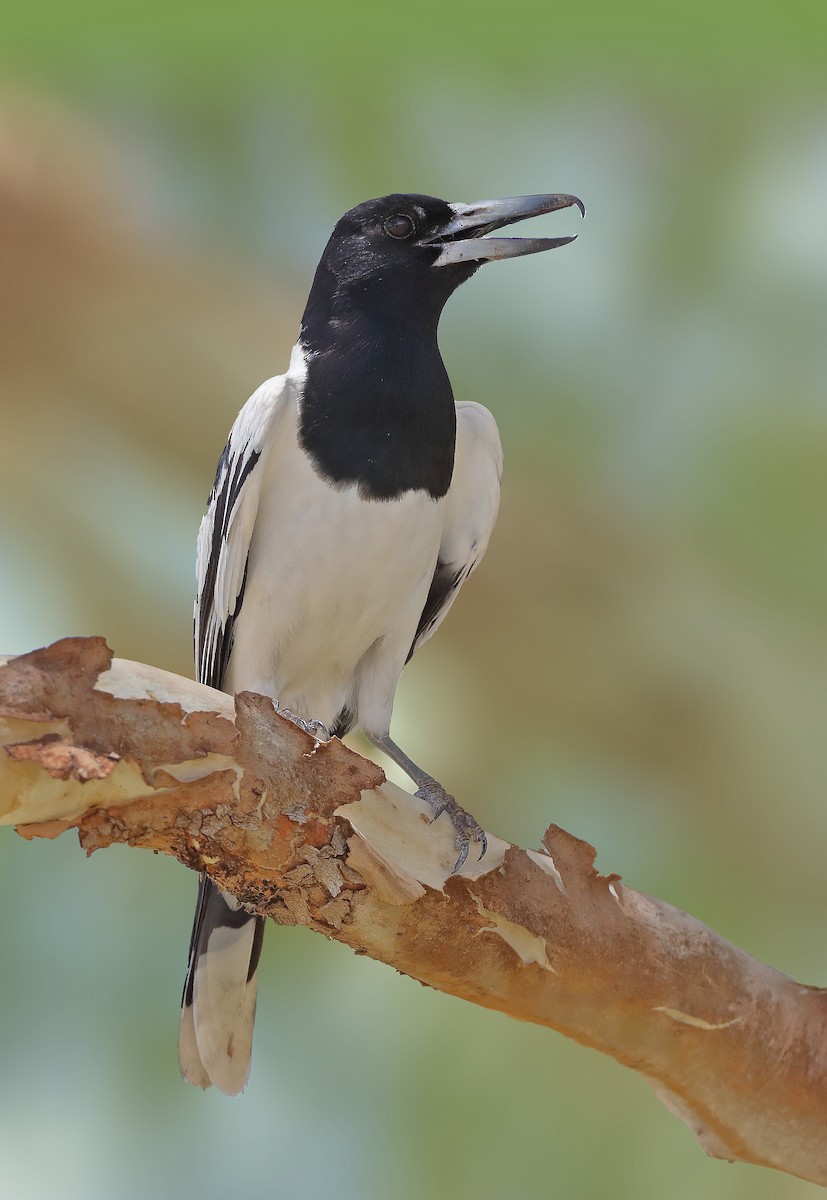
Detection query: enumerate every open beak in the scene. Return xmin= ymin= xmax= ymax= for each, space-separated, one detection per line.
xmin=430 ymin=193 xmax=585 ymax=266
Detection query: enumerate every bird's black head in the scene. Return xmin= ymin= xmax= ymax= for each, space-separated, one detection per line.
xmin=300 ymin=191 xmax=585 ymax=340
xmin=296 ymin=190 xmax=584 ymax=502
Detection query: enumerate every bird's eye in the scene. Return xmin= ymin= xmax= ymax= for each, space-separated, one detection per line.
xmin=383 ymin=213 xmax=416 ymax=240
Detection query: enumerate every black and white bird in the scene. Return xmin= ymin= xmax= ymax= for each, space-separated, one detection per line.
xmin=179 ymin=191 xmax=584 ymax=1094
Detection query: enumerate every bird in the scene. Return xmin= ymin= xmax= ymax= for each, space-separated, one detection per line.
xmin=179 ymin=190 xmax=584 ymax=1095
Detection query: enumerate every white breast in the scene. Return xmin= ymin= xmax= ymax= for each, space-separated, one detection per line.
xmin=225 ymin=392 xmax=445 ymax=733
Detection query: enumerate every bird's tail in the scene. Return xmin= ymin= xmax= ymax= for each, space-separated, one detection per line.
xmin=179 ymin=876 xmax=265 ymax=1095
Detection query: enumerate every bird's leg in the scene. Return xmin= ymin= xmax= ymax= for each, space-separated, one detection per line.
xmin=274 ymin=704 xmax=331 ymax=743
xmin=370 ymin=734 xmax=487 ymax=872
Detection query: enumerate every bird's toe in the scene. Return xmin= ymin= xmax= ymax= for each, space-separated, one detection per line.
xmin=416 ymin=783 xmax=486 ymax=872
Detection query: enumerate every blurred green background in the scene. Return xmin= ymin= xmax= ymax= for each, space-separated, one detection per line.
xmin=1 ymin=2 xmax=826 ymax=1197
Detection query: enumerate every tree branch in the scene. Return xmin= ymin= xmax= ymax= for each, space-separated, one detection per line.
xmin=2 ymin=638 xmax=826 ymax=1185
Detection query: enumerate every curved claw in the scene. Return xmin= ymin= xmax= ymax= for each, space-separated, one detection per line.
xmin=416 ymin=782 xmax=486 ymax=873
xmin=452 ymin=839 xmax=470 ymax=874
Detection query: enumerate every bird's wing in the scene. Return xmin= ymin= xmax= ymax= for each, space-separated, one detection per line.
xmin=409 ymin=400 xmax=503 ymax=659
xmin=183 ymin=373 xmax=288 ymax=1094
xmin=194 ymin=375 xmax=289 ymax=689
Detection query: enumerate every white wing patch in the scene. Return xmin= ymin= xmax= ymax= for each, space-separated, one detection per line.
xmin=195 ymin=375 xmax=290 ymax=688
xmin=410 ymin=400 xmax=503 ymax=658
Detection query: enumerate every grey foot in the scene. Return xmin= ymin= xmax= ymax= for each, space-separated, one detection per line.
xmin=276 ymin=706 xmax=331 ymax=743
xmin=416 ymin=781 xmax=488 ymax=872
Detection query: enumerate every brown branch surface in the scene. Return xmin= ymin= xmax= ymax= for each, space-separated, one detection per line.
xmin=2 ymin=638 xmax=826 ymax=1185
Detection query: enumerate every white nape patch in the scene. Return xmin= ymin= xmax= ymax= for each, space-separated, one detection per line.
xmin=654 ymin=1006 xmax=741 ymax=1032
xmin=95 ymin=657 xmax=234 ymax=719
xmin=608 ymin=882 xmax=621 ymax=903
xmin=526 ymin=848 xmax=567 ymax=895
xmin=471 ymin=893 xmax=556 ymax=973
xmin=288 ymin=340 xmax=310 ymax=378
xmin=156 ymin=753 xmax=243 ymax=800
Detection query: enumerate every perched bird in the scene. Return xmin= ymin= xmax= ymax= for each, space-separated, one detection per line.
xmin=180 ymin=191 xmax=584 ymax=1094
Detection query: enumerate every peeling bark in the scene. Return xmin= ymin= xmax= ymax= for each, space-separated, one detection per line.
xmin=2 ymin=637 xmax=826 ymax=1185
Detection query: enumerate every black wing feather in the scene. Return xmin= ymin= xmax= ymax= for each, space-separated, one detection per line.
xmin=407 ymin=559 xmax=471 ymax=662
xmin=195 ymin=441 xmax=260 ymax=689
